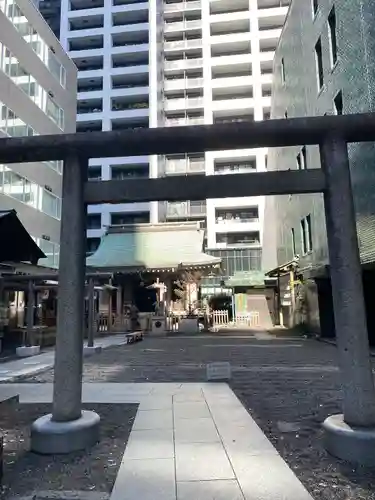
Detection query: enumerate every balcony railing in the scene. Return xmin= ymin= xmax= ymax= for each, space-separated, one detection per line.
xmin=214 ymin=163 xmax=256 ymax=175
xmin=112 ymin=102 xmax=148 ymax=111
xmin=164 ymin=58 xmax=203 ymax=70
xmin=112 ymin=81 xmax=149 ymax=90
xmin=164 ymin=19 xmax=202 ymax=32
xmin=164 ymin=77 xmax=204 ymax=90
xmin=164 ymin=0 xmax=201 ymax=12
xmin=166 ymin=200 xmax=206 ymax=218
xmin=164 ymin=158 xmax=205 ymax=174
xmin=77 ymin=107 xmax=103 ymax=114
xmin=164 ymin=96 xmax=204 ymax=110
xmin=164 ymin=38 xmax=202 ymax=50
xmin=215 ymin=217 xmax=259 ymax=224
xmin=165 ymin=116 xmax=204 ymax=126
xmin=78 ymin=65 xmax=103 ymax=72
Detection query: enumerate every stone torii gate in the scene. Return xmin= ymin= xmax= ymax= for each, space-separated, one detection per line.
xmin=0 ymin=114 xmax=374 ymax=464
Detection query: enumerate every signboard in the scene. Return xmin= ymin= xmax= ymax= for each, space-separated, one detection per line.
xmin=206 ymin=362 xmax=231 ymax=381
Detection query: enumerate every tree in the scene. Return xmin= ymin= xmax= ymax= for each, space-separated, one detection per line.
xmin=174 ymin=270 xmax=202 ymax=316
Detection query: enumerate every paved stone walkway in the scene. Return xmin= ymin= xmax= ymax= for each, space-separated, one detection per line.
xmin=0 ymin=334 xmax=126 ymax=383
xmin=3 ymin=382 xmax=312 ymax=500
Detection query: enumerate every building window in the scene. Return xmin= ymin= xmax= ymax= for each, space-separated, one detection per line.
xmin=291 ymin=228 xmax=296 ymax=256
xmin=110 ymin=212 xmax=149 ymax=225
xmin=315 ymin=39 xmax=324 ymax=90
xmin=312 ymin=0 xmax=318 ymax=16
xmin=301 ymin=215 xmax=313 ymax=254
xmin=301 ymin=219 xmax=308 ymax=254
xmin=87 ymin=213 xmax=101 ymax=230
xmin=334 ymin=91 xmax=343 ymax=115
xmin=281 ymin=58 xmax=286 ymax=84
xmin=306 ymin=214 xmax=313 ymax=252
xmin=297 ymin=147 xmax=307 ymax=170
xmin=328 ymin=7 xmax=338 ymax=66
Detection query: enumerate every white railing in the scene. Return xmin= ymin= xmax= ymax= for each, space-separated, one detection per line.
xmin=164 ymin=38 xmax=202 ymax=50
xmin=164 ymin=58 xmax=203 ymax=70
xmin=235 ymin=312 xmax=260 ymax=327
xmin=164 ymin=0 xmax=201 ymax=12
xmin=164 ymin=77 xmax=204 ymax=91
xmin=212 ymin=309 xmax=229 ymax=327
xmin=166 ymin=200 xmax=206 ymax=217
xmin=165 ymin=159 xmax=205 ymax=174
xmin=164 ymin=96 xmax=204 ymax=110
xmin=164 ymin=19 xmax=202 ymax=32
xmin=165 ymin=117 xmax=205 ymax=126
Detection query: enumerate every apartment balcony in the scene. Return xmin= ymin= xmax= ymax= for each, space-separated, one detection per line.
xmin=69 ymin=14 xmax=104 ymax=32
xmin=113 ymin=0 xmax=148 ymax=5
xmin=210 ymin=10 xmax=249 ymax=24
xmin=212 ymin=97 xmax=254 ymax=114
xmin=211 ymin=75 xmax=253 ymax=91
xmin=210 ymin=16 xmax=249 ymax=37
xmin=215 ymin=221 xmax=260 ymax=234
xmin=209 ymin=0 xmax=249 ymax=15
xmin=164 ymin=77 xmax=203 ymax=92
xmin=69 ymin=34 xmax=104 ymax=53
xmin=164 ymin=158 xmax=205 ymax=175
xmin=74 ymin=55 xmax=103 ymax=72
xmin=112 ymin=58 xmax=149 ymax=72
xmin=111 ymin=85 xmax=149 ymax=99
xmin=77 ymin=108 xmax=103 ymax=122
xmin=68 ymin=6 xmax=104 ymax=18
xmin=112 ymin=31 xmax=149 ymax=47
xmin=77 ymin=75 xmax=103 ymax=93
xmin=111 ymin=22 xmax=149 ymax=36
xmin=164 ymin=19 xmax=202 ymax=33
xmin=112 ymin=72 xmax=148 ymax=90
xmin=68 ymin=27 xmax=104 ymax=39
xmin=110 ymin=102 xmax=149 ymax=121
xmin=258 ymin=0 xmax=290 ymax=8
xmin=165 ymin=116 xmax=204 ymax=126
xmin=215 ymin=207 xmax=260 ymax=233
xmin=111 ymin=43 xmax=149 ymax=57
xmin=215 ymin=231 xmax=261 ymax=249
xmin=164 ymin=57 xmax=203 ymax=72
xmin=214 ymin=160 xmax=256 ymax=175
xmin=112 ymin=4 xmax=148 ymax=26
xmin=164 ymin=1 xmax=201 ymax=14
xmin=210 ymin=32 xmax=251 ymax=46
xmin=77 ymin=89 xmax=103 ymax=100
xmin=258 ymin=27 xmax=282 ymax=46
xmin=164 ymin=38 xmax=202 ymax=52
xmin=70 ymin=0 xmax=103 ymax=10
xmin=257 ymin=6 xmax=288 ymax=30
xmin=164 ymin=96 xmax=204 ymax=112
xmin=166 ymin=201 xmax=206 ymax=219
xmin=111 ymin=65 xmax=149 ymax=78
xmin=211 ymin=54 xmax=251 ymax=77
xmin=69 ymin=47 xmax=104 ymax=60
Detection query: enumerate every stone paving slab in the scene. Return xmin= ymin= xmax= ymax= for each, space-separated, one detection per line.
xmin=177 ymin=480 xmax=245 ymax=500
xmin=2 ymin=382 xmax=313 ymax=500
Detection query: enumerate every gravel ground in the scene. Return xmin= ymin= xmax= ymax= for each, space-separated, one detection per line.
xmin=0 ymin=400 xmax=137 ymax=499
xmin=13 ymin=334 xmax=375 ymax=499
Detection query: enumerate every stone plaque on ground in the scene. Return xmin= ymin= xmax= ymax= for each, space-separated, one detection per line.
xmin=206 ymin=362 xmax=231 ymax=381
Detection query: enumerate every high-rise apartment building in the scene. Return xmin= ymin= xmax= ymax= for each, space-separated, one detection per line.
xmin=0 ymin=0 xmax=76 ymax=268
xmin=60 ymin=0 xmax=289 ymax=290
